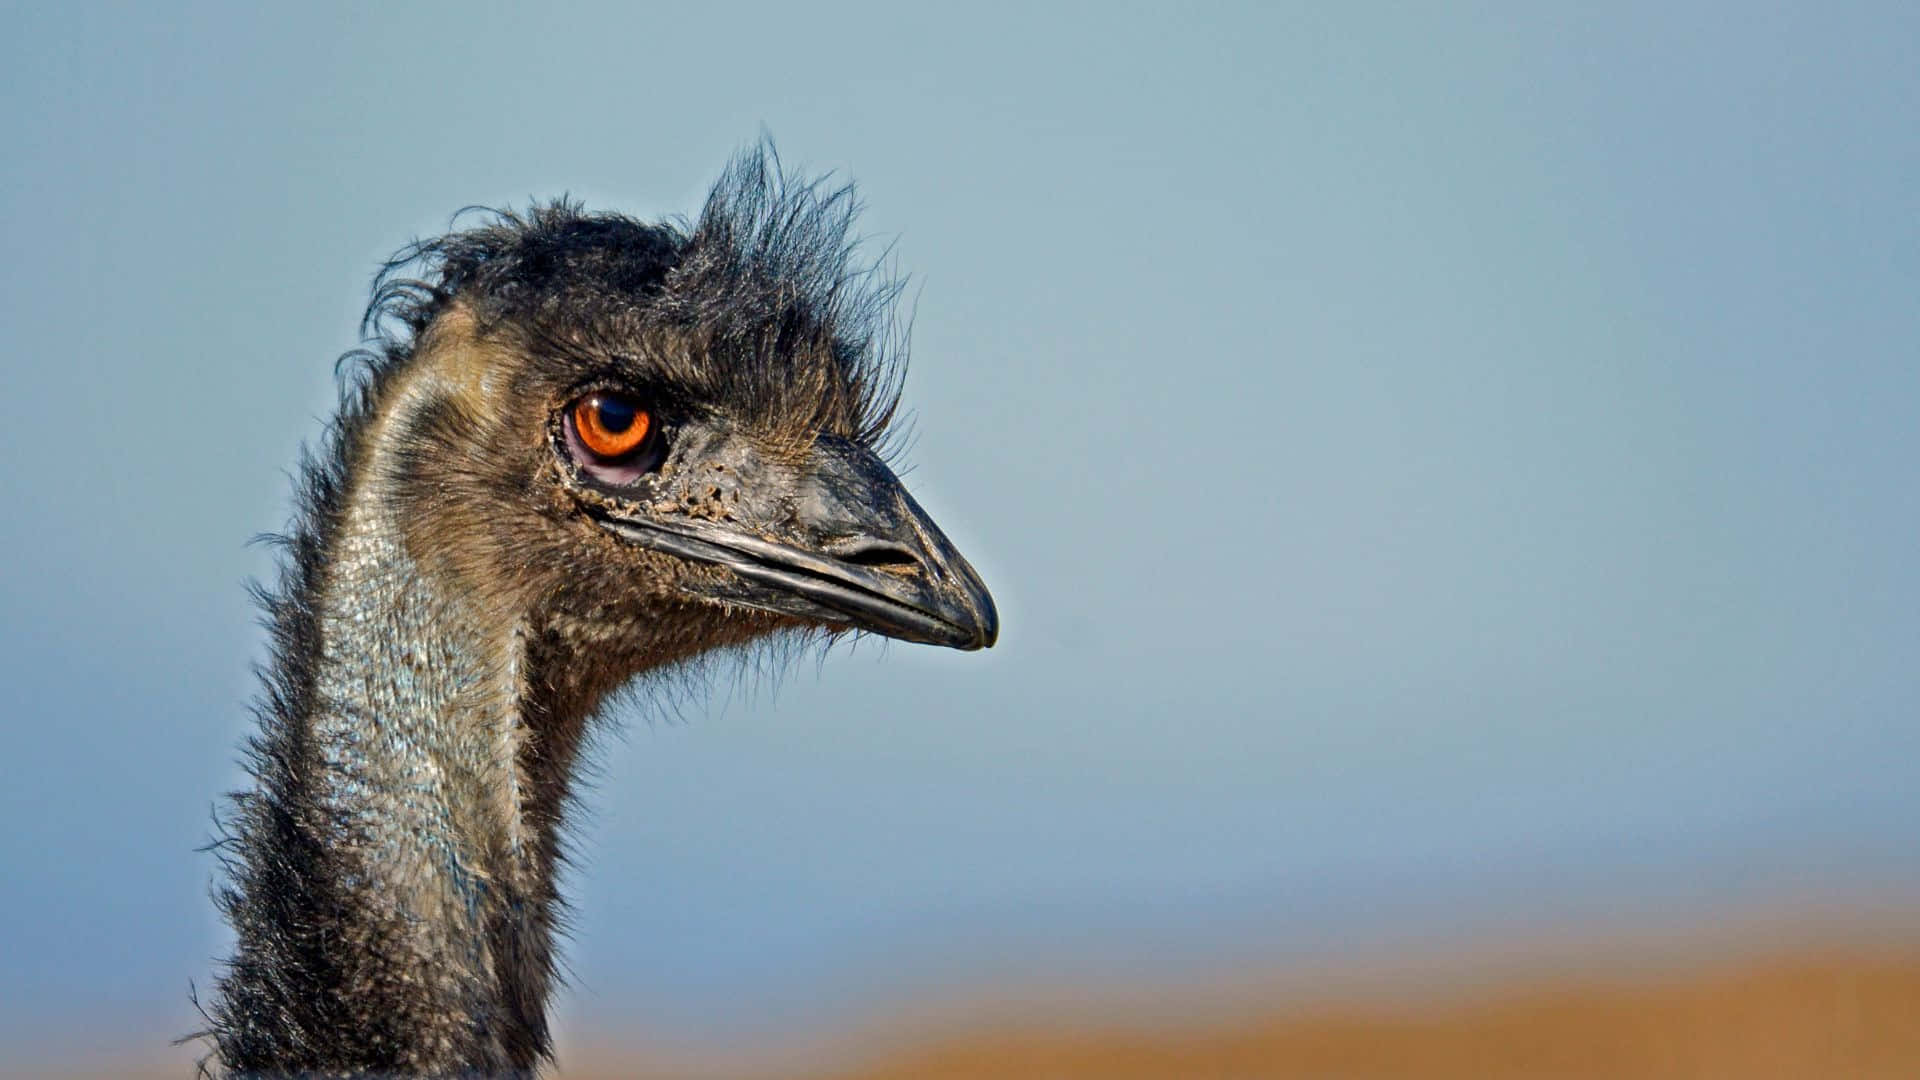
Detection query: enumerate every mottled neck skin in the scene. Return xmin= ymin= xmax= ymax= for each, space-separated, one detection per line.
xmin=310 ymin=502 xmax=559 ymax=1072
xmin=217 ymin=472 xmax=592 ymax=1078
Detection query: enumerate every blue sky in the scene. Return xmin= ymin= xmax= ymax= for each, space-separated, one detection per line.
xmin=2 ymin=2 xmax=1916 ymax=1071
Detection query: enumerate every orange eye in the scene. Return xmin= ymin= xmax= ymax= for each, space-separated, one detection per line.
xmin=570 ymin=392 xmax=652 ymax=459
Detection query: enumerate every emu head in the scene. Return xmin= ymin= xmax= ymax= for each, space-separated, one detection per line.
xmin=353 ymin=153 xmax=996 ymax=701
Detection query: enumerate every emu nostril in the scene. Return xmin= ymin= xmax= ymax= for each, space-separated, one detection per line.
xmin=832 ymin=539 xmax=923 ymax=572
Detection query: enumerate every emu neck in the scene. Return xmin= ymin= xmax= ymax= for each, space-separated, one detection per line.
xmin=221 ymin=476 xmax=583 ymax=1077
xmin=315 ymin=506 xmax=541 ymax=1017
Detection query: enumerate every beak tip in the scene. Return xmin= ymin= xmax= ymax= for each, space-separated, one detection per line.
xmin=965 ymin=590 xmax=999 ymax=650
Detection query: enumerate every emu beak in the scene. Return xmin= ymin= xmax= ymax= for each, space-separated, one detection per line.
xmin=599 ymin=438 xmax=998 ymax=651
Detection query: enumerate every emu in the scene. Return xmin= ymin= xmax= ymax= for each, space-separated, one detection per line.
xmin=202 ymin=147 xmax=997 ymax=1077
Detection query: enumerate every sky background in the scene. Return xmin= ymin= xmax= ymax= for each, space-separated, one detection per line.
xmin=2 ymin=2 xmax=1917 ymax=1073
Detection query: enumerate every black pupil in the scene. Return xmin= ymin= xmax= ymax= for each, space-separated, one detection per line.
xmin=593 ymin=395 xmax=635 ymax=434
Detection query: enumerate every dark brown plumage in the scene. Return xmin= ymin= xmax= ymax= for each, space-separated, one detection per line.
xmin=200 ymin=145 xmax=996 ymax=1078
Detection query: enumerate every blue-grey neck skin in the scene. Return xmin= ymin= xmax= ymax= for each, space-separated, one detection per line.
xmin=207 ymin=417 xmax=588 ymax=1078
xmin=306 ymin=505 xmax=540 ymax=1067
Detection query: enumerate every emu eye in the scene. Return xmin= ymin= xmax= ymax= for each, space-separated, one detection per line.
xmin=563 ymin=391 xmax=663 ymax=485
xmin=569 ymin=392 xmax=653 ymax=460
